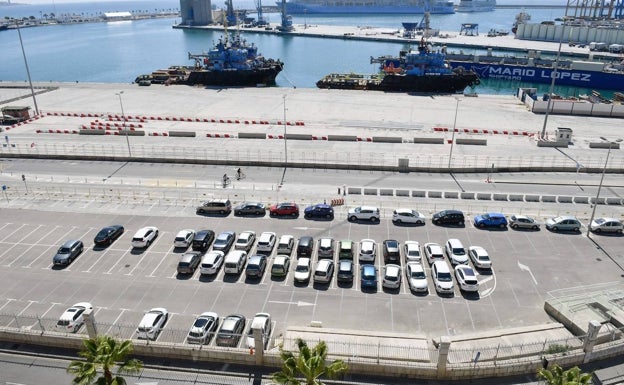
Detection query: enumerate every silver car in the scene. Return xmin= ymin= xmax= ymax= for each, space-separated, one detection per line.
xmin=545 ymin=216 xmax=581 ymax=232
xmin=509 ymin=215 xmax=540 ymax=230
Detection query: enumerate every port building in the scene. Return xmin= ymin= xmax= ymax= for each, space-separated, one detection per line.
xmin=180 ymin=0 xmax=213 ymax=25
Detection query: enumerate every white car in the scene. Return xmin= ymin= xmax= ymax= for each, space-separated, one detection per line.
xmin=187 ymin=312 xmax=219 ymax=344
xmin=455 ymin=265 xmax=479 ymax=292
xmin=404 ymin=241 xmax=421 ymax=262
xmin=432 ymin=261 xmax=454 ymax=294
xmin=348 ymin=206 xmax=380 ymax=222
xmin=131 ymin=226 xmax=159 ymax=248
xmin=136 ymin=308 xmax=168 ymax=340
xmin=590 ymin=217 xmax=624 ymax=234
xmin=56 ymin=302 xmax=93 ymax=333
xmin=200 ymin=251 xmax=225 ymax=275
xmin=359 ymin=239 xmax=376 ymax=262
xmin=294 ymin=258 xmax=311 ymax=283
xmin=445 ymin=238 xmax=468 ymax=265
xmin=174 ymin=229 xmax=195 ymax=248
xmin=235 ymin=231 xmax=256 ymax=252
xmin=424 ymin=242 xmax=445 ymax=265
xmin=382 ymin=264 xmax=402 ymax=289
xmin=406 ymin=262 xmax=428 ymax=293
xmin=246 ymin=312 xmax=272 ymax=349
xmin=276 ymin=235 xmax=295 ymax=255
xmin=256 ymin=232 xmax=277 ymax=253
xmin=392 ymin=208 xmax=426 ymax=225
xmin=468 ymin=246 xmax=492 ymax=269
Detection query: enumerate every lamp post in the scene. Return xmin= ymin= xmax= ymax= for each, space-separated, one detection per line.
xmin=15 ymin=18 xmax=40 ymax=116
xmin=587 ymin=137 xmax=622 ymax=236
xmin=447 ymin=97 xmax=461 ymax=169
xmin=116 ymin=91 xmax=132 ymax=157
xmin=283 ymin=94 xmax=287 ymax=165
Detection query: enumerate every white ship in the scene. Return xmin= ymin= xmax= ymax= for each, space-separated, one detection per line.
xmin=456 ymin=0 xmax=496 ymax=12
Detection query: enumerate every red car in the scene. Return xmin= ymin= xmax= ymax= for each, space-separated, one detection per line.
xmin=269 ymin=202 xmax=299 ymax=217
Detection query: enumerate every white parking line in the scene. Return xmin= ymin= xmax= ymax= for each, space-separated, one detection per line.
xmin=17 ymin=300 xmax=38 ymax=316
xmin=0 ymin=224 xmax=44 ymax=264
xmin=104 ymin=248 xmax=132 ymax=275
xmin=129 ymin=245 xmax=172 ymax=277
xmin=146 ymin=245 xmax=173 ymax=277
xmin=0 ymin=223 xmax=27 ymax=244
xmin=0 ymin=298 xmax=15 ymax=312
xmin=40 ymin=303 xmax=59 ymax=318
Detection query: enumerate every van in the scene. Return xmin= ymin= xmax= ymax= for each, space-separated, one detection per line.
xmin=432 ymin=210 xmax=465 ymax=226
xmin=224 ymin=250 xmax=247 ymax=274
xmin=196 ymin=199 xmax=232 ymax=215
xmin=297 ymin=236 xmax=314 ymax=258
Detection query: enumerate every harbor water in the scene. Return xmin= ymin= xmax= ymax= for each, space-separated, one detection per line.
xmin=0 ymin=1 xmax=610 ymax=97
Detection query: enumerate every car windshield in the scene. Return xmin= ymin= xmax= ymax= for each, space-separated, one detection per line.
xmin=216 ymin=234 xmax=229 ymax=242
xmin=411 ymin=270 xmax=425 ymax=279
xmin=438 ymin=272 xmax=452 ymax=281
xmin=408 ymin=248 xmax=419 ymax=256
xmin=453 ymin=248 xmax=465 ymax=255
xmin=193 ymin=318 xmax=209 ymax=328
xmin=479 ymin=255 xmax=490 ymax=261
xmin=58 ymin=247 xmax=71 ymax=253
xmin=296 ymin=265 xmax=309 ymax=272
xmin=96 ymin=229 xmax=108 ymax=237
xmin=595 ymin=218 xmax=606 ymax=224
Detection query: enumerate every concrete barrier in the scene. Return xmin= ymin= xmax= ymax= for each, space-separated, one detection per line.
xmin=525 ymin=195 xmax=540 ymax=202
xmin=328 ymin=135 xmax=358 ymax=142
xmin=477 ymin=193 xmax=492 ymax=200
xmin=590 ymin=197 xmax=607 ymax=205
xmin=396 ymin=189 xmax=410 ymax=197
xmin=574 ymin=196 xmax=589 ymax=204
xmin=379 ymin=189 xmax=394 ymax=196
xmin=364 ymin=188 xmax=378 ymax=196
xmin=607 ymin=197 xmax=623 ymax=205
xmin=413 ymin=137 xmax=445 ymax=144
xmin=238 ymin=132 xmax=266 ymax=139
xmin=460 ymin=192 xmax=475 ymax=200
xmin=493 ymin=193 xmax=508 ymax=201
xmin=509 ymin=194 xmax=524 ymax=202
xmin=456 ymin=138 xmax=487 ymax=146
xmin=444 ymin=191 xmax=459 ymax=199
xmin=412 ymin=190 xmax=426 ymax=198
xmin=428 ymin=191 xmax=442 ymax=198
xmin=537 ymin=141 xmax=568 ymax=148
xmin=120 ymin=130 xmax=145 ymax=136
xmin=372 ymin=136 xmax=403 ymax=143
xmin=79 ymin=129 xmax=105 ymax=135
xmin=285 ymin=133 xmax=313 ymax=140
xmin=347 ymin=187 xmax=361 ymax=195
xmin=589 ymin=142 xmax=621 ymax=149
xmin=558 ymin=196 xmax=573 ymax=203
xmin=168 ymin=131 xmax=196 ymax=137
xmin=541 ymin=195 xmax=557 ymax=203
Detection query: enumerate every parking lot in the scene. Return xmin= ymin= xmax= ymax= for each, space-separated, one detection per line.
xmin=0 ymin=205 xmax=622 ymax=347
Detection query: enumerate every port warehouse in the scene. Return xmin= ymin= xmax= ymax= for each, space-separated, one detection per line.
xmin=515 ymin=24 xmax=624 ymax=46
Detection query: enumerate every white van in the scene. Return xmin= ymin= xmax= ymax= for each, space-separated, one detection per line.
xmin=224 ymin=250 xmax=247 ymax=274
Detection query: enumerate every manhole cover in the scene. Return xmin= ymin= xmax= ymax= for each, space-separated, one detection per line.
xmin=125 ymin=264 xmax=130 ymax=268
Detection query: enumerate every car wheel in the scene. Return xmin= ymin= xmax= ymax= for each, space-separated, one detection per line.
xmin=500 ymin=224 xmax=506 ymax=229
xmin=479 ymin=223 xmax=485 ymax=228
xmin=511 ymin=224 xmax=517 ymax=229
xmin=573 ymin=227 xmax=580 ymax=232
xmin=618 ymin=229 xmax=623 ymax=234
xmin=532 ymin=225 xmax=539 ymax=230
xmin=595 ymin=228 xmax=602 ymax=233
xmin=325 ymin=214 xmax=331 ymax=219
xmin=304 ymin=214 xmax=310 ymax=219
xmin=417 ymin=220 xmax=424 ymax=225
xmin=291 ymin=212 xmax=297 ymax=217
xmin=371 ymin=217 xmax=379 ymax=222
xmin=458 ymin=221 xmax=464 ymax=226
xmin=349 ymin=215 xmax=357 ymax=222
xmin=270 ymin=212 xmax=276 ymax=217
xmin=220 ymin=210 xmax=225 ymax=214
xmin=197 ymin=209 xmax=204 ymax=214
xmin=552 ymin=226 xmax=559 ymax=231
xmin=395 ymin=219 xmax=402 ymax=224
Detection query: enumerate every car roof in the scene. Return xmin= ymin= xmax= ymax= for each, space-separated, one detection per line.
xmin=316 ymin=259 xmax=331 ymax=268
xmin=279 ymin=234 xmax=293 ymax=242
xmin=296 ymin=257 xmax=310 ymax=265
xmin=311 ymin=203 xmax=331 ymax=209
xmin=385 ymin=264 xmax=401 ymax=275
xmin=61 ymin=239 xmax=81 ymax=248
xmin=259 ymin=232 xmax=276 ymax=240
xmin=180 ymin=252 xmax=200 ymax=262
xmin=217 ymin=231 xmax=234 ymax=238
xmin=251 ymin=313 xmax=270 ymax=329
xmin=395 ymin=208 xmax=414 ymax=214
xmin=203 ymin=251 xmax=223 ymax=261
xmin=239 ymin=231 xmax=255 ymax=238
xmin=456 ymin=265 xmax=476 ymax=276
xmin=249 ymin=255 xmax=264 ymax=262
xmin=407 ymin=262 xmax=424 ymax=272
xmin=177 ymin=229 xmax=193 ymax=236
xmin=274 ymin=255 xmax=288 ymax=263
xmin=433 ymin=260 xmax=450 ymax=271
xmin=195 ymin=229 xmax=213 ymax=237
xmin=362 ymin=264 xmax=376 ymax=273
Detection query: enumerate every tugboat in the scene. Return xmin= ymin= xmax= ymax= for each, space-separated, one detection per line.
xmin=316 ymin=38 xmax=480 ymax=93
xmin=136 ymin=29 xmax=283 ymax=87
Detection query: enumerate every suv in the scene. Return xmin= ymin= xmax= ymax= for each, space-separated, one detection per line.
xmin=473 ymin=212 xmax=508 ymax=228
xmin=216 ymin=314 xmax=246 ymax=347
xmin=313 ymin=260 xmax=334 ymax=283
xmin=187 ymin=312 xmax=219 ymax=344
xmin=445 ymin=238 xmax=468 ymax=265
xmin=383 ymin=239 xmax=401 ymax=263
xmin=317 ymin=237 xmax=335 ymax=259
xmin=192 ymin=229 xmax=215 ymax=252
xmin=276 ymin=235 xmax=295 ymax=255
xmin=304 ymin=204 xmax=334 ymax=220
xmin=246 ymin=255 xmax=267 ymax=278
xmin=137 ymin=308 xmax=168 ymax=340
xmin=56 ymin=302 xmax=93 ymax=333
xmin=131 ymin=227 xmax=158 ymax=249
xmin=338 ymin=240 xmax=354 ymax=260
xmin=213 ymin=231 xmax=236 ymax=254
xmin=177 ymin=251 xmax=202 ymax=274
xmin=432 ymin=210 xmax=465 ymax=226
xmin=246 ymin=313 xmax=272 ymax=349
xmin=53 ymin=240 xmax=84 ymax=266
xmin=196 ymin=199 xmax=232 ymax=215
xmin=269 ymin=202 xmax=299 ymax=217
xmin=257 ymin=232 xmax=277 ymax=253
xmin=348 ymin=206 xmax=380 ymax=222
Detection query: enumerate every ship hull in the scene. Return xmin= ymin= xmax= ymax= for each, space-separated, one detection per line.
xmin=456 ymin=0 xmax=496 ymax=12
xmin=447 ymin=61 xmax=623 ymax=91
xmin=316 ymin=73 xmax=479 ymax=93
xmin=284 ymin=2 xmax=455 ymax=14
xmin=185 ymin=64 xmax=283 ymax=87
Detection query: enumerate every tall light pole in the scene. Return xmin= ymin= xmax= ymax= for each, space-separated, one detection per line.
xmin=15 ymin=19 xmax=40 ymax=116
xmin=283 ymin=94 xmax=287 ymax=166
xmin=116 ymin=91 xmax=131 ymax=157
xmin=447 ymin=97 xmax=461 ymax=169
xmin=587 ymin=137 xmax=622 ymax=236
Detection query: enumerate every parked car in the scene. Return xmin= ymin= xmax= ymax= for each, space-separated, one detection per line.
xmin=468 ymin=246 xmax=492 ymax=269
xmin=246 ymin=312 xmax=272 ymax=349
xmin=200 ymin=251 xmax=225 ymax=275
xmin=234 ymin=202 xmax=266 ymax=216
xmin=235 ymin=231 xmax=256 ymax=252
xmin=131 ymin=227 xmax=159 ymax=248
xmin=56 ymin=302 xmax=93 ymax=333
xmin=192 ymin=229 xmax=215 ymax=252
xmin=304 ymin=204 xmax=334 ymax=220
xmin=213 ymin=231 xmax=236 ymax=253
xmin=432 ymin=261 xmax=454 ymax=295
xmin=53 ymin=240 xmax=84 ymax=266
xmin=269 ymin=202 xmax=299 ymax=217
xmin=196 ymin=199 xmax=231 ymax=215
xmin=187 ymin=312 xmax=219 ymax=344
xmin=294 ymin=258 xmax=311 ymax=283
xmin=313 ymin=259 xmax=334 ymax=283
xmin=359 ymin=239 xmax=376 ymax=263
xmin=93 ymin=225 xmax=124 ymax=246
xmin=405 ymin=262 xmax=428 ymax=293
xmin=271 ymin=255 xmax=290 ymax=277
xmin=338 ymin=240 xmax=354 ymax=260
xmin=404 ymin=241 xmax=421 ymax=262
xmin=509 ymin=215 xmax=540 ymax=230
xmin=590 ymin=217 xmax=624 ymax=234
xmin=276 ymin=235 xmax=295 ymax=255
xmin=297 ymin=236 xmax=314 ymax=257
xmin=337 ymin=259 xmax=354 ymax=282
xmin=424 ymin=242 xmax=445 ymax=265
xmin=224 ymin=250 xmax=247 ymax=274
xmin=216 ymin=314 xmax=246 ymax=347
xmin=383 ymin=239 xmax=401 ymax=263
xmin=360 ymin=264 xmax=378 ymax=289
xmin=431 ymin=210 xmax=465 ymax=226
xmin=382 ymin=264 xmax=402 ymax=289
xmin=455 ymin=265 xmax=479 ymax=292
xmin=174 ymin=229 xmax=195 ymax=248
xmin=256 ymin=232 xmax=277 ymax=253
xmin=392 ymin=208 xmax=425 ymax=225
xmin=545 ymin=216 xmax=581 ymax=232
xmin=445 ymin=238 xmax=468 ymax=265
xmin=473 ymin=212 xmax=508 ymax=228
xmin=317 ymin=237 xmax=335 ymax=259
xmin=136 ymin=308 xmax=168 ymax=340
xmin=246 ymin=255 xmax=267 ymax=278
xmin=348 ymin=206 xmax=380 ymax=222
xmin=177 ymin=251 xmax=202 ymax=274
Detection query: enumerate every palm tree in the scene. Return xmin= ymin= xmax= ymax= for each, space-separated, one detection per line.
xmin=67 ymin=336 xmax=143 ymax=385
xmin=272 ymin=338 xmax=348 ymax=385
xmin=537 ymin=364 xmax=593 ymax=385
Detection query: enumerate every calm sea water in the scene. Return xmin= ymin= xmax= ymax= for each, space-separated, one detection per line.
xmin=0 ymin=1 xmax=603 ymax=96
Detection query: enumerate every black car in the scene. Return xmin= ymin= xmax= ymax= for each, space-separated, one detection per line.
xmin=192 ymin=229 xmax=215 ymax=252
xmin=297 ymin=236 xmax=314 ymax=258
xmin=234 ymin=202 xmax=266 ymax=216
xmin=304 ymin=204 xmax=334 ymax=220
xmin=337 ymin=260 xmax=354 ymax=282
xmin=213 ymin=231 xmax=236 ymax=254
xmin=431 ymin=210 xmax=465 ymax=226
xmin=94 ymin=225 xmax=125 ymax=246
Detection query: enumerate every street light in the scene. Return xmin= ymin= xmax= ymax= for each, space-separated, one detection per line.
xmin=447 ymin=97 xmax=461 ymax=169
xmin=587 ymin=137 xmax=622 ymax=236
xmin=116 ymin=91 xmax=132 ymax=157
xmin=15 ymin=19 xmax=40 ymax=116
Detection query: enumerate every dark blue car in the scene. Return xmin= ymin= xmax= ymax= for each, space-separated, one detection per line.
xmin=304 ymin=204 xmax=334 ymax=220
xmin=360 ymin=264 xmax=378 ymax=289
xmin=473 ymin=213 xmax=508 ymax=228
